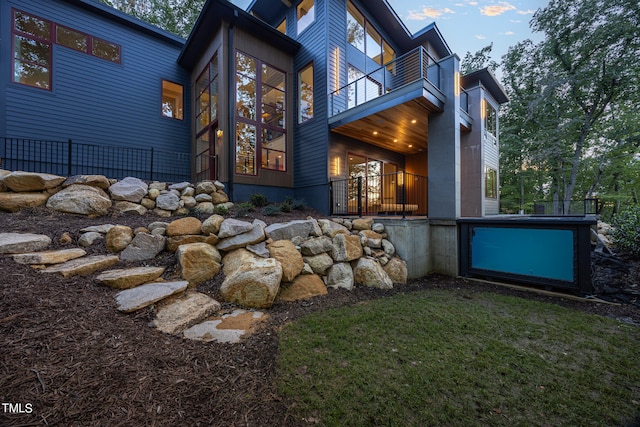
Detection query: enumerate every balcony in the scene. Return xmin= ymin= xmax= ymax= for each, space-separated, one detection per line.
xmin=328 ymin=47 xmax=446 ymax=156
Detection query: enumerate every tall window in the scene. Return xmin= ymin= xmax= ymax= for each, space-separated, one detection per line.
xmin=161 ymin=80 xmax=184 ymax=120
xmin=298 ymin=63 xmax=314 ymax=123
xmin=346 ymin=1 xmax=395 ymax=66
xmin=196 ymin=53 xmax=218 ymax=134
xmin=485 ymin=166 xmax=498 ymax=198
xmin=236 ymin=51 xmax=287 ymax=175
xmin=12 ymin=10 xmax=52 ymax=90
xmin=484 ymin=100 xmax=497 ymax=137
xmin=297 ymin=0 xmax=315 ymax=35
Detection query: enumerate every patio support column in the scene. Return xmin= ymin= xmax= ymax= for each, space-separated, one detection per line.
xmin=427 ymin=55 xmax=461 ymax=219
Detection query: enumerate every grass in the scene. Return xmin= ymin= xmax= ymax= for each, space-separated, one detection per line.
xmin=278 ymin=289 xmax=640 ymax=426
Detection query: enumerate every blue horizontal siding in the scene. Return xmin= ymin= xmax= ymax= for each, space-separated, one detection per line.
xmin=2 ymin=0 xmax=190 ymax=166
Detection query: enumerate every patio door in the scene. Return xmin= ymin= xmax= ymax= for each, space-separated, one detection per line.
xmin=195 ymin=124 xmax=219 ymax=181
xmin=348 ymin=154 xmax=382 ymax=213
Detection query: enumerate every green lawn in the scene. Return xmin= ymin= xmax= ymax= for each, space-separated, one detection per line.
xmin=278 ymin=289 xmax=640 ymax=426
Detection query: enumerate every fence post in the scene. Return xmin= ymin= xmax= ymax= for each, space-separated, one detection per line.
xmin=402 ymin=171 xmax=407 ymax=219
xmin=67 ymin=139 xmax=73 ymax=176
xmin=150 ymin=147 xmax=154 ymax=181
xmin=357 ymin=176 xmax=363 ymax=217
xmin=329 ymin=181 xmax=334 ymax=216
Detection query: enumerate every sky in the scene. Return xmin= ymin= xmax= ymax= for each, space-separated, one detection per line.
xmin=231 ymin=0 xmax=549 ymax=75
xmin=386 ymin=0 xmax=548 ymax=65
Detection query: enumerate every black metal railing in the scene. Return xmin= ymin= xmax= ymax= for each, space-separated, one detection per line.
xmin=330 ymin=171 xmax=428 ymax=218
xmin=1 ymin=137 xmax=191 ymax=182
xmin=328 ymin=46 xmax=442 ymax=117
xmin=532 ymin=198 xmax=600 ymax=216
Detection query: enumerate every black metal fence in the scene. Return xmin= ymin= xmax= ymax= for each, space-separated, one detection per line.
xmin=1 ymin=137 xmax=191 ymax=182
xmin=330 ymin=171 xmax=428 ymax=218
xmin=533 ymin=198 xmax=600 ymax=216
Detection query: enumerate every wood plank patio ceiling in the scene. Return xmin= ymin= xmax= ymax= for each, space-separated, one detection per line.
xmin=330 ymin=99 xmax=432 ymax=155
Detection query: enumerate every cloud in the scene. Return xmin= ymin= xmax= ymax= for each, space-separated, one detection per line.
xmin=517 ymin=9 xmax=536 ymax=15
xmin=407 ymin=7 xmax=455 ymax=20
xmin=475 ymin=34 xmax=487 ymax=39
xmin=480 ymin=2 xmax=516 ymax=16
xmin=500 ymin=31 xmax=516 ymax=35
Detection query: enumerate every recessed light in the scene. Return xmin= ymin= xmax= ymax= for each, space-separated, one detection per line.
xmin=393 ymin=139 xmax=398 ymax=143
xmin=408 ymin=144 xmax=413 ymax=148
xmin=373 ymin=131 xmax=378 ymax=135
xmin=411 ymin=119 xmax=417 ymax=124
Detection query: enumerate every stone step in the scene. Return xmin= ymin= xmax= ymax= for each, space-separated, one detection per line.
xmin=115 ymin=280 xmax=189 ymax=313
xmin=95 ymin=266 xmax=166 ymax=289
xmin=41 ymin=255 xmax=119 ymax=277
xmin=0 ymin=233 xmax=51 ymax=254
xmin=13 ymin=248 xmax=87 ymax=265
xmin=152 ymin=292 xmax=220 ymax=335
xmin=183 ymin=309 xmax=268 ymax=343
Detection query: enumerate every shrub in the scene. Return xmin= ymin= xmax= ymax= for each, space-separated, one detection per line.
xmin=284 ymin=196 xmax=306 ymax=210
xmin=279 ymin=199 xmax=292 ymax=213
xmin=262 ymin=205 xmax=281 ymax=216
xmin=249 ymin=193 xmax=268 ymax=207
xmin=215 ymin=204 xmax=230 ymax=215
xmin=235 ymin=202 xmax=254 ymax=216
xmin=611 ymin=205 xmax=640 ymax=258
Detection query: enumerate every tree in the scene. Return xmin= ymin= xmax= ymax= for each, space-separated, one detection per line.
xmin=97 ymin=0 xmax=205 ymax=38
xmin=460 ymin=43 xmax=499 ymax=75
xmin=500 ymin=0 xmax=640 ymax=215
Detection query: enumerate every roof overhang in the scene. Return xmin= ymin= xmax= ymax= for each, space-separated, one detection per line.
xmin=179 ymin=0 xmax=301 ymax=70
xmin=329 ymin=80 xmax=445 ymax=155
xmin=461 ymin=68 xmax=509 ymax=105
xmin=62 ymin=0 xmax=185 ymax=47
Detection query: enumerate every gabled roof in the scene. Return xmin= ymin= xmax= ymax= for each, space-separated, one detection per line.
xmin=178 ymin=0 xmax=301 ymax=70
xmin=461 ymin=68 xmax=509 ymax=105
xmin=62 ymin=0 xmax=185 ymax=47
xmin=248 ymin=0 xmax=452 ymax=58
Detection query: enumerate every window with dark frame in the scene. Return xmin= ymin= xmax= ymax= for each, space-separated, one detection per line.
xmin=298 ymin=63 xmax=314 ymax=123
xmin=235 ymin=51 xmax=287 ymax=175
xmin=485 ymin=166 xmax=498 ymax=199
xmin=11 ymin=8 xmax=122 ymax=91
xmin=12 ymin=9 xmax=52 ymax=90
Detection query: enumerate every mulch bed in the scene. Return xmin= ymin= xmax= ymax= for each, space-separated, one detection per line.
xmin=1 ymin=208 xmax=638 ymax=426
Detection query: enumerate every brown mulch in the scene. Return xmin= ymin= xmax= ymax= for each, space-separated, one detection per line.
xmin=1 ymin=207 xmax=639 ymax=426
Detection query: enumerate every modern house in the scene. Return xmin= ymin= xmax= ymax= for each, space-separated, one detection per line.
xmin=1 ymin=0 xmax=507 ymax=217
xmin=2 ymin=0 xmax=509 ymax=276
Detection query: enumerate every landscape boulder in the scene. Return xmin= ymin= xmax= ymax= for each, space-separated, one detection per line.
xmin=0 ymin=192 xmax=50 ymax=212
xmin=3 ymin=171 xmax=65 ymax=192
xmin=176 ymin=242 xmax=222 ymax=287
xmin=108 ymin=177 xmax=148 ymax=203
xmin=46 ymin=184 xmax=112 ymax=215
xmin=220 ymin=257 xmax=282 ymax=308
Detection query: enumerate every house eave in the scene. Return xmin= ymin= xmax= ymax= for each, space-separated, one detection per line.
xmin=62 ymin=0 xmax=185 ymax=47
xmin=178 ymin=0 xmax=301 ymax=70
xmin=461 ymin=68 xmax=509 ymax=105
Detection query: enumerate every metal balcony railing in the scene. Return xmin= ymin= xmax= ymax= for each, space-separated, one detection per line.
xmin=328 ymin=46 xmax=442 ymax=117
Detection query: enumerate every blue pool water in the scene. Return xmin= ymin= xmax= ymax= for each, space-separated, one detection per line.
xmin=471 ymin=227 xmax=575 ymax=282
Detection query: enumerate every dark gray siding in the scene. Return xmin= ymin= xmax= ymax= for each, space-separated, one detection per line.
xmin=1 ymin=0 xmax=189 ymax=162
xmin=293 ymin=0 xmax=330 ymax=211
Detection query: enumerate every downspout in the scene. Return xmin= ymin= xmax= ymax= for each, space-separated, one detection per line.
xmin=227 ymin=10 xmax=238 ymax=201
